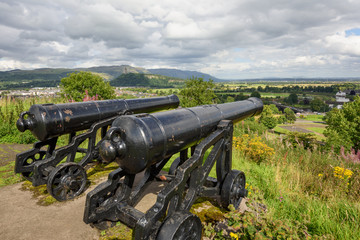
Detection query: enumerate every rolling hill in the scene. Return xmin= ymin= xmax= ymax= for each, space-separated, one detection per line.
xmin=0 ymin=65 xmax=220 ymax=89
xmin=147 ymin=68 xmax=221 ymax=82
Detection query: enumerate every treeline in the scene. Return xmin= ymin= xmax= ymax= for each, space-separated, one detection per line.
xmin=0 ymin=69 xmax=70 ymax=90
xmin=110 ymin=73 xmax=184 ymax=88
xmin=216 ymin=93 xmax=248 ymax=103
xmin=0 ymin=79 xmax=60 ymax=90
xmin=217 ymin=85 xmax=339 ymax=93
xmin=0 ymin=71 xmax=70 ymax=82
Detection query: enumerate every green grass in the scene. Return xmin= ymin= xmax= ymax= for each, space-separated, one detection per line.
xmin=0 ymin=161 xmax=23 ymax=187
xmin=305 ymin=114 xmax=325 ymax=122
xmin=228 ymin=128 xmax=360 ymax=239
xmin=273 ymin=125 xmax=290 ymax=134
xmin=306 ymin=126 xmax=325 ymax=134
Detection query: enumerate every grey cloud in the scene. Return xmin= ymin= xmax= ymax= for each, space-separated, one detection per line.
xmin=0 ymin=0 xmax=360 ymax=78
xmin=63 ymin=5 xmax=147 ymax=49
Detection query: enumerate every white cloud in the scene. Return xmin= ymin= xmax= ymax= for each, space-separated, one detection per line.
xmin=0 ymin=0 xmax=360 ymax=77
xmin=324 ymin=32 xmax=360 ymax=56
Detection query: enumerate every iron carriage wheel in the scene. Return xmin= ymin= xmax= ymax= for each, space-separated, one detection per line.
xmin=221 ymin=169 xmax=246 ymax=210
xmin=47 ymin=162 xmax=87 ymax=201
xmin=156 ymin=211 xmax=202 ymax=240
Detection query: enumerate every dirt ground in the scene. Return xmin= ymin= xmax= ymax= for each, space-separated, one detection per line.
xmin=0 ymin=143 xmax=161 ymax=240
xmin=0 ymin=142 xmax=98 ymax=240
xmin=0 ymin=182 xmax=99 ymax=240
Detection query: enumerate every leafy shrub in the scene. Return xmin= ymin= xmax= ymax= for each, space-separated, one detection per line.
xmin=277 ymin=115 xmax=287 ymax=124
xmin=260 ymin=116 xmax=277 ymax=129
xmin=284 ymin=108 xmax=296 ymax=123
xmin=283 ymin=132 xmax=317 ymax=150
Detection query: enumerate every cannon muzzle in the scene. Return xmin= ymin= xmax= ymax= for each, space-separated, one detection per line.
xmin=100 ymin=97 xmax=263 ymax=174
xmin=16 ymin=95 xmax=179 ymax=141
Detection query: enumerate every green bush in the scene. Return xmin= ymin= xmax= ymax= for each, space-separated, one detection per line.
xmin=277 ymin=115 xmax=287 ymax=124
xmin=260 ymin=116 xmax=277 ymax=129
xmin=283 ymin=132 xmax=317 ymax=150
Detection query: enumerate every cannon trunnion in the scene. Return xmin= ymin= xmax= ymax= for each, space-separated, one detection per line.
xmin=84 ymin=98 xmax=263 ymax=239
xmin=14 ymin=95 xmax=179 ymax=201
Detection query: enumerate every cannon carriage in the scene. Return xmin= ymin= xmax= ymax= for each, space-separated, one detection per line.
xmin=14 ymin=95 xmax=180 ymax=201
xmin=83 ymin=98 xmax=263 ymax=239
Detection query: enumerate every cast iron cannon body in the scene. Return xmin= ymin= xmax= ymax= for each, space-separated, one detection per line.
xmin=15 ymin=95 xmax=179 ymax=201
xmin=84 ymin=98 xmax=263 ymax=239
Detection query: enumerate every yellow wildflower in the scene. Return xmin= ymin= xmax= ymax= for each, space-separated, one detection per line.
xmin=230 ymin=232 xmax=239 ymax=240
xmin=333 ymin=166 xmax=353 ymax=180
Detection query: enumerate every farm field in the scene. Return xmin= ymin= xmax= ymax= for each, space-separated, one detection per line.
xmin=274 ymin=118 xmax=327 ymax=141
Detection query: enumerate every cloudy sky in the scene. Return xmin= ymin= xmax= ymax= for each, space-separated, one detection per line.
xmin=1 ymin=0 xmax=360 ymax=79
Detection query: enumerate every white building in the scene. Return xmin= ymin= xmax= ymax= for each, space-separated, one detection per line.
xmin=336 ymin=91 xmax=350 ymax=103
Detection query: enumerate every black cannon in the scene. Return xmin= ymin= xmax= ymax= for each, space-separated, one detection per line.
xmin=84 ymin=98 xmax=263 ymax=239
xmin=15 ymin=95 xmax=179 ymax=201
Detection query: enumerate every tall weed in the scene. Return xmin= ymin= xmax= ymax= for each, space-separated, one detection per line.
xmin=0 ymin=96 xmax=62 ymax=144
xmin=231 ymin=121 xmax=360 ymax=239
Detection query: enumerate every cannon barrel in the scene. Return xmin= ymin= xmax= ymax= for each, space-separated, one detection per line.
xmin=16 ymin=95 xmax=179 ymax=141
xmin=100 ymin=97 xmax=263 ymax=174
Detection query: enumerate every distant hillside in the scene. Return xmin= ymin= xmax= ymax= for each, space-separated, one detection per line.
xmin=148 ymin=68 xmax=222 ymax=82
xmin=111 ymin=73 xmax=184 ymax=88
xmin=0 ymin=65 xmax=223 ymax=90
xmin=0 ymin=65 xmax=149 ymax=90
xmin=85 ymin=65 xmax=150 ymax=79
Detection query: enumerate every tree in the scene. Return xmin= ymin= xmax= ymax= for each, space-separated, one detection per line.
xmin=250 ymin=91 xmax=261 ymax=98
xmin=60 ymin=71 xmax=115 ymax=102
xmin=259 ymin=105 xmax=277 ymax=129
xmin=285 ymin=93 xmax=298 ymax=105
xmin=268 ymin=104 xmax=281 ymax=114
xmin=235 ymin=93 xmax=247 ymax=101
xmin=310 ymin=98 xmax=329 ymax=112
xmin=324 ymin=96 xmax=360 ymax=152
xmin=179 ymin=77 xmax=217 ymax=107
xmin=226 ymin=96 xmax=235 ymax=103
xmin=284 ymin=108 xmax=296 ymax=123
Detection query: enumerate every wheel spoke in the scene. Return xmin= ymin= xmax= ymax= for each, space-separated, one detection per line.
xmin=53 ymin=184 xmax=63 ymax=195
xmin=72 ymin=169 xmax=82 ymax=177
xmin=53 ymin=177 xmax=61 ymax=184
xmin=68 ymin=190 xmax=75 ymax=197
xmin=60 ymin=168 xmax=67 ymax=176
xmin=59 ymin=189 xmax=67 ymax=200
